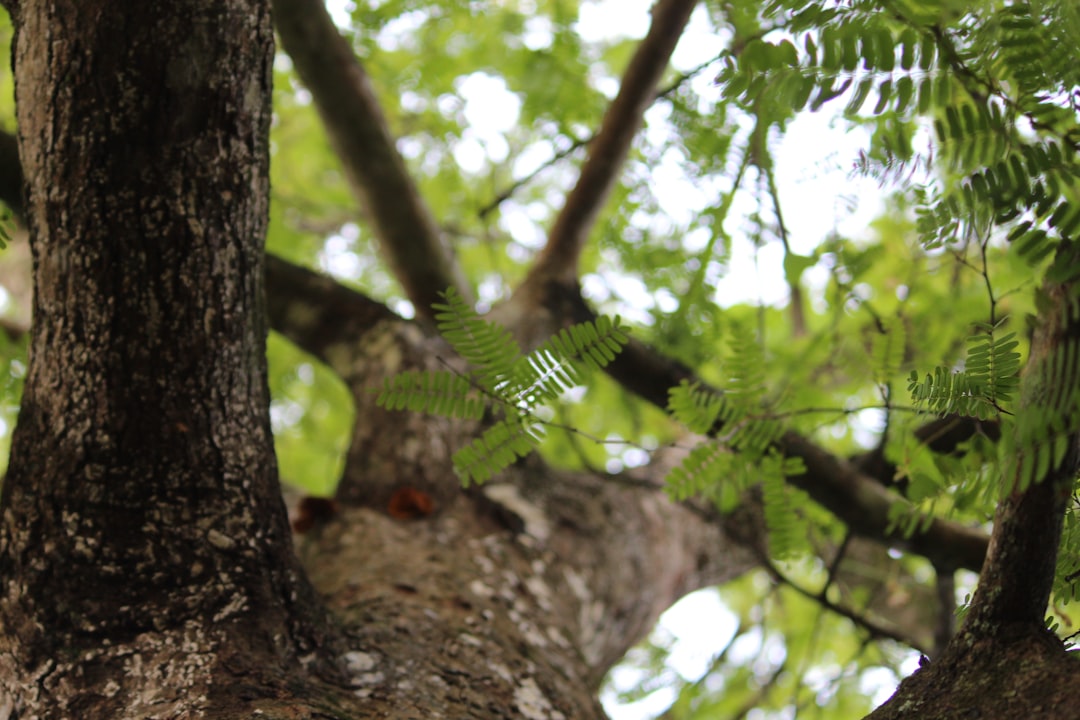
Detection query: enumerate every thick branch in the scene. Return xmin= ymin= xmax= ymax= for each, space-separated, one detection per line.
xmin=272 ymin=0 xmax=471 ymax=319
xmin=264 ymin=254 xmax=398 ymax=376
xmin=540 ymin=280 xmax=990 ymax=573
xmin=525 ymin=0 xmax=699 ymax=286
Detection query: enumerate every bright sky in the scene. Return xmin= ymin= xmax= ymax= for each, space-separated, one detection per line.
xmin=321 ymin=1 xmax=907 ymax=718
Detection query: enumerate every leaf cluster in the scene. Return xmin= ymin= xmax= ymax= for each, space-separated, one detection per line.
xmin=375 ymin=287 xmax=629 ymax=484
xmin=907 ymin=321 xmax=1020 ymax=419
xmin=666 ymin=322 xmax=807 ymax=558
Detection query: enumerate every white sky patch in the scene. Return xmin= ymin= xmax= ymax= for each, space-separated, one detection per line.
xmin=603 ymin=588 xmax=739 ymax=720
xmin=454 ymin=73 xmax=522 ymax=172
xmin=577 ymin=0 xmax=652 ymax=42
xmin=501 ymin=202 xmax=547 ymax=250
xmin=523 ymin=14 xmax=555 ymax=50
xmin=319 ymin=224 xmax=364 ymax=280
xmin=671 ymin=5 xmax=729 ymax=74
xmin=326 ymin=0 xmax=353 ymax=27
xmin=711 ymin=113 xmax=885 ymax=308
xmin=513 ymin=140 xmax=558 ymax=179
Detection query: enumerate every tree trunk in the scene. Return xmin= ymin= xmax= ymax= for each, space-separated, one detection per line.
xmin=0 ymin=2 xmax=341 ymax=716
xmin=866 ymin=243 xmax=1080 ymax=718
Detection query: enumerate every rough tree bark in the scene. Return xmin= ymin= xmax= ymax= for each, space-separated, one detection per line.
xmin=0 ymin=2 xmax=761 ymax=718
xmin=0 ymin=1 xmax=352 ymax=717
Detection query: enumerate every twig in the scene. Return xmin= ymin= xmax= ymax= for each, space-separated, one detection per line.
xmin=760 ymin=554 xmax=930 ymax=653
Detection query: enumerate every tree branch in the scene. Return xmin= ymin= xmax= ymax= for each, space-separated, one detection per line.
xmin=0 ymin=119 xmax=990 ymax=574
xmin=525 ymin=0 xmax=699 ymax=286
xmin=761 ymin=554 xmax=931 ymax=653
xmin=539 ymin=279 xmax=990 ymax=573
xmin=272 ymin=0 xmax=471 ymax=320
xmin=264 ymin=255 xmax=398 ymax=376
xmin=961 ymin=240 xmax=1080 ymax=634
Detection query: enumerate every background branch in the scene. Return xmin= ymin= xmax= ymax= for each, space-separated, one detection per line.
xmin=272 ymin=0 xmax=471 ymax=319
xmin=264 ymin=255 xmax=398 ymax=375
xmin=539 ymin=279 xmax=990 ymax=572
xmin=525 ymin=0 xmax=699 ymax=286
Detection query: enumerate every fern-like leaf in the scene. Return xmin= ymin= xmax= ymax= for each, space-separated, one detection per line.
xmin=432 ymin=287 xmax=521 ymax=389
xmin=452 ymin=417 xmax=544 ymax=486
xmin=667 ymin=380 xmax=728 ymax=435
xmin=375 ymin=370 xmax=486 ymax=420
xmin=508 ymin=315 xmax=630 ymax=410
xmin=872 ymin=316 xmax=907 ymax=384
xmin=909 ymin=323 xmax=1021 ymax=419
xmin=760 ymin=452 xmax=808 ymax=559
xmin=665 ymin=442 xmax=731 ymax=502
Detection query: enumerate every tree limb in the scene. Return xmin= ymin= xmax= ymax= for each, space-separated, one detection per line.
xmin=524 ymin=0 xmax=699 ymax=287
xmin=272 ymin=0 xmax=471 ymax=319
xmin=539 ymin=278 xmax=990 ymax=573
xmin=264 ymin=254 xmax=398 ymax=376
xmin=961 ymin=240 xmax=1080 ymax=633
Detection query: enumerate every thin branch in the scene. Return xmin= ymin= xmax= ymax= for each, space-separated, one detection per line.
xmin=729 ymin=658 xmax=788 ymax=720
xmin=760 ymin=145 xmax=807 ymax=336
xmin=477 ymin=52 xmax=727 ymax=222
xmin=823 ymin=530 xmax=854 ymax=594
xmin=761 ymin=554 xmax=930 ymax=653
xmin=525 ymin=0 xmax=700 ymax=286
xmin=272 ymin=0 xmax=471 ymax=320
xmin=477 ymin=134 xmax=592 ymax=221
xmin=0 ymin=121 xmax=992 ymax=574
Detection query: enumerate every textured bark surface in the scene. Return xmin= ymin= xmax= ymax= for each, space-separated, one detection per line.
xmin=0 ymin=6 xmax=761 ymax=716
xmin=2 ymin=1 xmax=1069 ymax=718
xmin=275 ymin=296 xmax=764 ymax=718
xmin=0 ymin=2 xmax=343 ymax=716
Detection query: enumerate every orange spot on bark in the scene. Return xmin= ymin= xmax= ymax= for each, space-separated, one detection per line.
xmin=387 ymin=487 xmax=435 ymax=520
